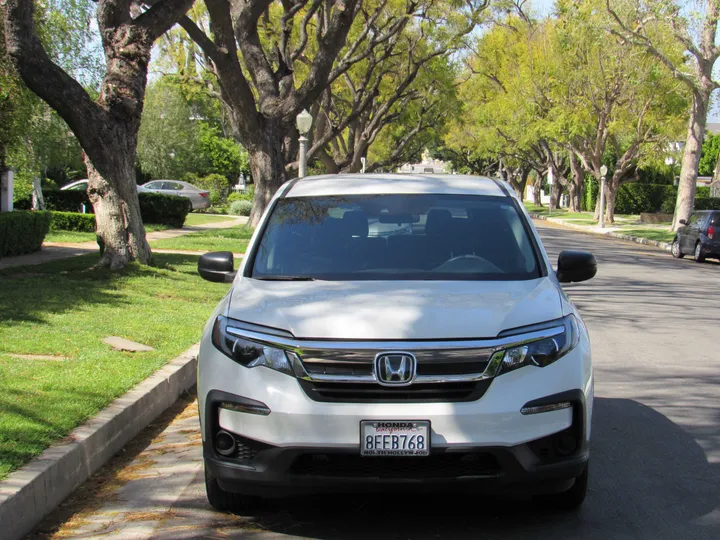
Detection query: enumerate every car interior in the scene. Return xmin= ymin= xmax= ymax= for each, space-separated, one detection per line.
xmin=253 ymin=196 xmax=539 ymax=279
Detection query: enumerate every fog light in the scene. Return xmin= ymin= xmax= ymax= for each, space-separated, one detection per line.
xmin=215 ymin=430 xmax=237 ymax=456
xmin=555 ymin=432 xmax=577 ymax=456
xmin=520 ymin=401 xmax=572 ymax=415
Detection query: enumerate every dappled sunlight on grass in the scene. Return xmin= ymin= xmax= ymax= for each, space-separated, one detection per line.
xmin=0 ymin=253 xmax=229 ymax=479
xmin=149 ymin=225 xmax=254 ymax=253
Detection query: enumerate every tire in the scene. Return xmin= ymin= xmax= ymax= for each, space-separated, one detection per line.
xmin=205 ymin=465 xmax=258 ymax=514
xmin=671 ymin=237 xmax=684 ymax=259
xmin=541 ymin=464 xmax=588 ymax=511
xmin=694 ymin=242 xmax=706 ymax=263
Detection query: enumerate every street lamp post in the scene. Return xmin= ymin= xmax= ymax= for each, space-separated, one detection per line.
xmin=296 ymin=109 xmax=312 ymax=178
xmin=598 ymin=164 xmax=608 ymax=228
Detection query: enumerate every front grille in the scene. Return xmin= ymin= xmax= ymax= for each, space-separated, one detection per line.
xmin=297 ymin=347 xmax=493 ymax=402
xmin=298 ymin=379 xmax=492 ymax=403
xmin=302 ymin=359 xmax=488 ymax=377
xmin=290 ymin=452 xmax=502 ymax=479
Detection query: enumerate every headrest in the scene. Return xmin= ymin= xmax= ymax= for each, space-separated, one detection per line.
xmin=425 ymin=209 xmax=453 ymax=236
xmin=342 ymin=210 xmax=369 ymax=238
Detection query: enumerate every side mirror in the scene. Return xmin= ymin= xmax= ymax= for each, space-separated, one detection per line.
xmin=198 ymin=251 xmax=236 ymax=283
xmin=679 ymin=219 xmax=687 ymax=225
xmin=556 ymin=251 xmax=597 ymax=283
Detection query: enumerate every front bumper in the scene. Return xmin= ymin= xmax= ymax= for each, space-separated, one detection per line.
xmin=205 ymin=410 xmax=588 ymax=498
xmin=203 ymin=387 xmax=590 ymax=497
xmin=198 ymin=329 xmax=593 ymax=496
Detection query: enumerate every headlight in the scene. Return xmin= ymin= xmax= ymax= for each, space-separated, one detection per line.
xmin=493 ymin=314 xmax=580 ymax=376
xmin=211 ymin=316 xmax=294 ymax=375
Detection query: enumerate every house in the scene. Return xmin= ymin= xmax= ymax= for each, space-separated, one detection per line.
xmin=396 ymin=151 xmax=450 ymax=174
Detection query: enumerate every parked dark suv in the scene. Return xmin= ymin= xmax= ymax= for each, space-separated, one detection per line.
xmin=672 ymin=210 xmax=720 ymax=262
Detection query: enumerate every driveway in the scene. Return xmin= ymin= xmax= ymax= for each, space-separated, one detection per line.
xmin=34 ymin=221 xmax=720 ymax=539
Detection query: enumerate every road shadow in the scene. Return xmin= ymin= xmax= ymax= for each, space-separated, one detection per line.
xmin=163 ymin=398 xmax=719 ymax=540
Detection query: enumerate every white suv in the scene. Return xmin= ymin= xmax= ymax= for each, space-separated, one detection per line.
xmin=197 ymin=174 xmax=596 ymax=511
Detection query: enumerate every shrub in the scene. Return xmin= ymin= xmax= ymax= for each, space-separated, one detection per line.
xmin=14 ymin=190 xmax=91 ymax=213
xmin=50 ymin=211 xmax=96 ymax=233
xmin=694 ymin=197 xmax=720 ymax=210
xmin=613 ymin=184 xmax=677 ymax=215
xmin=138 ymin=192 xmax=191 ymax=227
xmin=16 ymin=192 xmax=192 ymax=227
xmin=0 ymin=211 xmax=52 ymax=257
xmin=229 ymin=200 xmax=252 ymax=216
xmin=227 ymin=191 xmax=253 ymax=204
xmin=583 ymin=178 xmax=598 ymax=212
xmin=195 ymin=173 xmax=231 ymax=205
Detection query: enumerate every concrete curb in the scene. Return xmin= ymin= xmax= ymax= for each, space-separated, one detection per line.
xmin=529 ymin=213 xmax=672 ymax=252
xmin=0 ymin=344 xmax=200 ymax=540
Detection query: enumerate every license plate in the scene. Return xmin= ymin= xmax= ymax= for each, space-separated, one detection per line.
xmin=360 ymin=420 xmax=430 ymax=456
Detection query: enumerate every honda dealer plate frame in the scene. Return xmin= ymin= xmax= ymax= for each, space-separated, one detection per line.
xmin=360 ymin=420 xmax=431 ymax=456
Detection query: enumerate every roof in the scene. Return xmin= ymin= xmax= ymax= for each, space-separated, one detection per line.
xmin=284 ymin=174 xmax=509 ymax=198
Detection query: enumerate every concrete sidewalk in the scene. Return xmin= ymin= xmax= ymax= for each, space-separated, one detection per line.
xmin=0 ymin=216 xmax=247 ymax=270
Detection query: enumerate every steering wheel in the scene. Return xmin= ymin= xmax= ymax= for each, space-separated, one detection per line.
xmin=433 ymin=254 xmax=502 ymax=274
xmin=445 ymin=254 xmax=486 ymax=264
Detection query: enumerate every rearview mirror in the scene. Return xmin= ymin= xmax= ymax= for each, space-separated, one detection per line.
xmin=556 ymin=251 xmax=597 ymax=283
xmin=198 ymin=251 xmax=236 ymax=283
xmin=679 ymin=219 xmax=687 ymax=225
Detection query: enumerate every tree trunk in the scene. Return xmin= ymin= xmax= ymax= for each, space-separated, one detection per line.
xmin=533 ymin=173 xmax=542 ymax=206
xmin=567 ymin=182 xmax=578 ymax=212
xmin=604 ymin=180 xmax=618 ymax=224
xmin=31 ymin=175 xmax=45 ymax=210
xmin=248 ymin=128 xmax=289 ymax=226
xmin=550 ymin=182 xmax=561 ymax=210
xmin=569 ymin=153 xmax=583 ymax=212
xmin=86 ymin=148 xmax=150 ymax=269
xmin=673 ymin=89 xmax=711 ymax=230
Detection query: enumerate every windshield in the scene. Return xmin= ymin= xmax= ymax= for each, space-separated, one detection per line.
xmin=250 ymin=194 xmax=542 ymax=281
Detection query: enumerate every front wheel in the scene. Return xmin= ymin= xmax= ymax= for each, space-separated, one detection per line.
xmin=205 ymin=465 xmax=258 ymax=514
xmin=671 ymin=238 xmax=684 ymax=259
xmin=539 ymin=464 xmax=588 ymax=511
xmin=694 ymin=242 xmax=706 ymax=263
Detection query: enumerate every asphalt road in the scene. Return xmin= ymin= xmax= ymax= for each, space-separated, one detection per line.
xmin=35 ymin=222 xmax=720 ymax=540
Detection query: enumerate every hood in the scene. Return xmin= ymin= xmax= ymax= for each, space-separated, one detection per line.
xmin=227 ymin=278 xmax=562 ymax=340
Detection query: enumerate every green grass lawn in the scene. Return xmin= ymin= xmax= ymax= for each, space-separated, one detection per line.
xmin=44 ymin=215 xmax=235 ymax=244
xmin=0 ymin=253 xmax=230 ymax=480
xmin=618 ymin=228 xmax=675 ymax=243
xmin=150 ymin=224 xmax=254 ymax=253
xmin=45 ymin=223 xmax=171 ymax=244
xmin=184 ymin=213 xmax=237 ymax=226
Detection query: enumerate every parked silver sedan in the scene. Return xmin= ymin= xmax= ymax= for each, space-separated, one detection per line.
xmin=138 ymin=180 xmax=210 ymax=210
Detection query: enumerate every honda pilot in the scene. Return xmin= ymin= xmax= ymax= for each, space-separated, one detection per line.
xmin=196 ymin=174 xmax=597 ymax=511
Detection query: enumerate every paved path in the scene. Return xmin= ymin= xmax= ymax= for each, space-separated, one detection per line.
xmin=34 ymin=222 xmax=720 ymax=539
xmin=0 ymin=216 xmax=247 ymax=270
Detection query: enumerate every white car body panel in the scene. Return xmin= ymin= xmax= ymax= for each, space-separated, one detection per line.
xmin=227 ymin=278 xmax=562 ymax=340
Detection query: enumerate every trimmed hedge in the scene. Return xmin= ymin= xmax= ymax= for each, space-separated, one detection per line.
xmin=50 ymin=211 xmax=96 ymax=233
xmin=695 ymin=197 xmax=720 ymax=210
xmin=14 ymin=190 xmax=91 ymax=213
xmin=138 ymin=192 xmax=191 ymax=227
xmin=16 ymin=191 xmax=191 ymax=227
xmin=583 ymin=182 xmax=716 ymax=215
xmin=0 ymin=211 xmax=52 ymax=257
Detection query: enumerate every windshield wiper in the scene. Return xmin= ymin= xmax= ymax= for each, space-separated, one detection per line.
xmin=253 ymin=275 xmax=316 ymax=281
